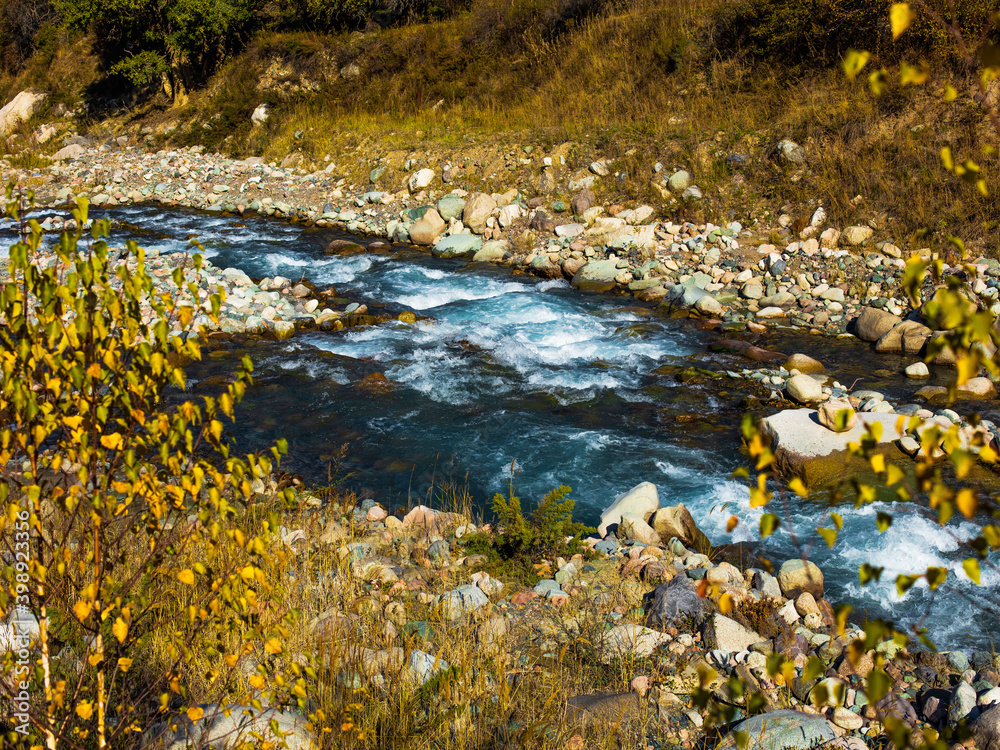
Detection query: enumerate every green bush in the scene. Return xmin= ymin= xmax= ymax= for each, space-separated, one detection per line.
xmin=492 ymin=484 xmax=594 ymax=559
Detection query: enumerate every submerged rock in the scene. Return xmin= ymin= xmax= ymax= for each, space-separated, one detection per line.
xmin=760 ymin=408 xmax=904 ymax=484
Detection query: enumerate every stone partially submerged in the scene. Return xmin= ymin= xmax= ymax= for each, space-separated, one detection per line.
xmin=760 ymin=408 xmax=904 ymax=484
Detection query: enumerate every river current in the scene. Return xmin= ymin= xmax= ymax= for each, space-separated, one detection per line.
xmin=4 ymin=204 xmax=997 ymax=651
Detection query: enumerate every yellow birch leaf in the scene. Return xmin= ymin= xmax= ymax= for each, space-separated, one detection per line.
xmin=870 ymin=454 xmax=885 ymax=473
xmin=86 ymin=362 xmax=102 ymax=378
xmin=248 ymin=674 xmax=266 ymax=690
xmin=100 ymin=433 xmax=123 ymax=450
xmin=113 ymin=617 xmax=128 ymax=643
xmin=187 ymin=707 xmax=204 ymax=722
xmin=224 ymin=654 xmax=239 ymax=668
xmin=964 ymin=558 xmax=981 ymax=584
xmin=76 ymin=701 xmax=94 ymax=720
xmin=73 ymin=600 xmax=93 ymax=622
xmin=788 ymin=477 xmax=809 ymax=497
xmin=956 ymin=488 xmax=977 ymax=519
xmin=891 ymin=3 xmax=913 ymax=39
xmin=118 ymin=658 xmax=134 ymax=672
xmin=264 ymin=638 xmax=283 ymax=655
xmin=177 ymin=569 xmax=196 ymax=586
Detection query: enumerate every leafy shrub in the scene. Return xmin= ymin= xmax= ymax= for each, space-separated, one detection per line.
xmin=491 ymin=484 xmax=594 ymax=559
xmin=0 ymin=191 xmax=304 ymax=748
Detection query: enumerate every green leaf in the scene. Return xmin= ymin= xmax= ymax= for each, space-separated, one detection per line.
xmin=760 ymin=513 xmax=780 ymax=538
xmin=803 ymin=655 xmax=826 ymax=682
xmin=867 ymin=669 xmax=891 ymax=703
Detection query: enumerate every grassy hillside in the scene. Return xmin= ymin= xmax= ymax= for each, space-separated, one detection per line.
xmin=3 ymin=0 xmax=999 ymax=253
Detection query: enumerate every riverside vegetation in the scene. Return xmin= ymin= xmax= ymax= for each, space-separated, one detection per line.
xmin=3 ymin=2 xmax=1000 ymax=750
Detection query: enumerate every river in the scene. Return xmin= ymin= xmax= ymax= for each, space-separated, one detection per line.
xmin=3 ymin=204 xmax=997 ymax=651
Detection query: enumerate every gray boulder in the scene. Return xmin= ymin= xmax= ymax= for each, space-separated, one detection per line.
xmin=718 ymin=710 xmax=836 ymax=750
xmin=972 ymin=705 xmax=1000 ymax=750
xmin=431 ymin=233 xmax=482 ymax=258
xmin=571 ymin=259 xmax=622 ymax=294
xmin=778 ymin=559 xmax=824 ymax=599
xmin=644 ymin=575 xmax=707 ymax=630
xmin=0 ymin=90 xmax=47 ymax=135
xmin=785 ymin=374 xmax=824 ymax=404
xmin=706 ymin=614 xmax=763 ymax=653
xmin=436 ymin=194 xmax=466 ymax=221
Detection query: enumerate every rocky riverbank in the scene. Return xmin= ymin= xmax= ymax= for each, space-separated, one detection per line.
xmin=224 ymin=478 xmax=1000 ymax=750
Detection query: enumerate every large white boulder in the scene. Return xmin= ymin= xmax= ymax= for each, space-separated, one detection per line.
xmin=598 ymin=481 xmax=659 ymax=537
xmin=0 ymin=90 xmax=47 ymax=135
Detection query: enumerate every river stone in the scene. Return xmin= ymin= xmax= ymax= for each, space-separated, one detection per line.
xmin=598 ymin=482 xmax=658 ymax=537
xmin=644 ymin=575 xmax=707 ymax=630
xmin=408 ymin=168 xmax=435 ymax=192
xmin=617 ymin=512 xmax=661 ymax=545
xmin=599 ymin=623 xmax=671 ymax=662
xmin=760 ymin=409 xmax=904 ymax=483
xmin=784 ymin=353 xmax=824 ymax=373
xmin=463 ymin=192 xmax=497 ymax=234
xmin=718 ymin=710 xmax=836 ymax=750
xmin=432 ymin=234 xmax=482 ymax=258
xmin=842 ymin=225 xmax=874 ymax=246
xmin=960 ymin=376 xmax=996 ymax=398
xmin=951 ymin=681 xmax=979 ymax=723
xmin=905 ymin=361 xmax=929 ymax=378
xmin=437 ymin=584 xmax=489 ymax=620
xmin=778 ymin=559 xmax=824 ymax=599
xmin=566 ymin=692 xmax=643 ymax=727
xmin=706 ymin=614 xmax=763 ymax=654
xmin=875 ymin=320 xmax=932 ymax=354
xmin=785 ymin=374 xmax=824 ymax=404
xmin=668 ymin=170 xmax=691 ymax=192
xmin=473 ymin=239 xmax=508 ymax=262
xmin=972 ymin=706 xmax=1000 ymax=750
xmin=742 ymin=279 xmax=764 ymax=299
xmin=436 ymin=194 xmax=466 ymax=221
xmin=409 ymin=208 xmax=446 ymax=246
xmin=817 ymin=399 xmax=857 ymax=432
xmin=650 ymin=504 xmax=711 ymax=555
xmin=146 ymin=705 xmax=315 ymax=750
xmin=53 ymin=143 xmax=86 ymax=161
xmin=694 ymin=294 xmax=724 ymax=316
xmin=854 ymin=307 xmax=902 ymax=342
xmin=571 ymin=260 xmax=621 ymax=293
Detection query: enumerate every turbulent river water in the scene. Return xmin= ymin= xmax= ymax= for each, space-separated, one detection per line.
xmin=5 ymin=204 xmax=999 ymax=651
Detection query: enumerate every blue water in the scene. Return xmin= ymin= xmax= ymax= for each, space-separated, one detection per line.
xmin=3 ymin=204 xmax=998 ymax=650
